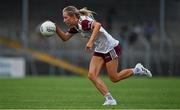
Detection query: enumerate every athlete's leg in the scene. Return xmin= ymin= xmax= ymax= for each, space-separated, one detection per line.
xmin=88 ymin=56 xmax=108 ymax=96
xmin=88 ymin=56 xmax=117 ymax=105
xmin=106 ymin=58 xmax=134 ymax=83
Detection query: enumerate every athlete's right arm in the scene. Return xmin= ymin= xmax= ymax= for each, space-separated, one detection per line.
xmin=56 ymin=25 xmax=73 ymax=41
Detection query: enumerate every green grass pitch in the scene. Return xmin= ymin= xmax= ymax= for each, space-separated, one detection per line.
xmin=0 ymin=76 xmax=180 ymax=109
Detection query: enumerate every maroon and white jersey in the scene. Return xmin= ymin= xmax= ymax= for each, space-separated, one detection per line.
xmin=68 ymin=16 xmax=119 ymax=54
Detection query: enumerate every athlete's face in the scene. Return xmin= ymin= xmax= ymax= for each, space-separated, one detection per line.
xmin=63 ymin=12 xmax=78 ymax=27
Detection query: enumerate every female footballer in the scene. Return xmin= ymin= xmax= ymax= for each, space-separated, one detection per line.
xmin=55 ymin=6 xmax=152 ymax=105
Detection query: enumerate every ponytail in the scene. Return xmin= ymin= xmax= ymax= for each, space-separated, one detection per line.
xmin=63 ymin=6 xmax=96 ymax=19
xmin=79 ymin=7 xmax=96 ymax=19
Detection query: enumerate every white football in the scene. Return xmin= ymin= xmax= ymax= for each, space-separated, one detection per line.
xmin=40 ymin=21 xmax=56 ymax=37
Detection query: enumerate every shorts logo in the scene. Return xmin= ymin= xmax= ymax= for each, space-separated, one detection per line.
xmin=110 ymin=49 xmax=118 ymax=59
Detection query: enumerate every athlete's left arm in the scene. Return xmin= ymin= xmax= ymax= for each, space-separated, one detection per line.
xmin=86 ymin=21 xmax=101 ymax=50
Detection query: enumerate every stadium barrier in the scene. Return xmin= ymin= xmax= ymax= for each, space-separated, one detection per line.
xmin=0 ymin=57 xmax=25 ymax=78
xmin=0 ymin=37 xmax=88 ymax=76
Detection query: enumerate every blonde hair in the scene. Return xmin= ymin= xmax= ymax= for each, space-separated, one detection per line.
xmin=63 ymin=6 xmax=96 ymax=19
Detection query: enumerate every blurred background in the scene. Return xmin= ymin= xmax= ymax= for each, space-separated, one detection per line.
xmin=0 ymin=0 xmax=179 ymax=77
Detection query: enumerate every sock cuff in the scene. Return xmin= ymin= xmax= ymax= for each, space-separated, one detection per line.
xmin=104 ymin=92 xmax=111 ymax=97
xmin=104 ymin=92 xmax=114 ymax=100
xmin=132 ymin=68 xmax=136 ymax=75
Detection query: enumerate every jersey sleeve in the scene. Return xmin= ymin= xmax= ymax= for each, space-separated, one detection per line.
xmin=67 ymin=27 xmax=79 ymax=34
xmin=80 ymin=17 xmax=94 ymax=31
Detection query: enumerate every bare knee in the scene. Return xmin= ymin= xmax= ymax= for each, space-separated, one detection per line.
xmin=110 ymin=77 xmax=119 ymax=83
xmin=109 ymin=75 xmax=120 ymax=83
xmin=88 ymin=72 xmax=97 ymax=81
